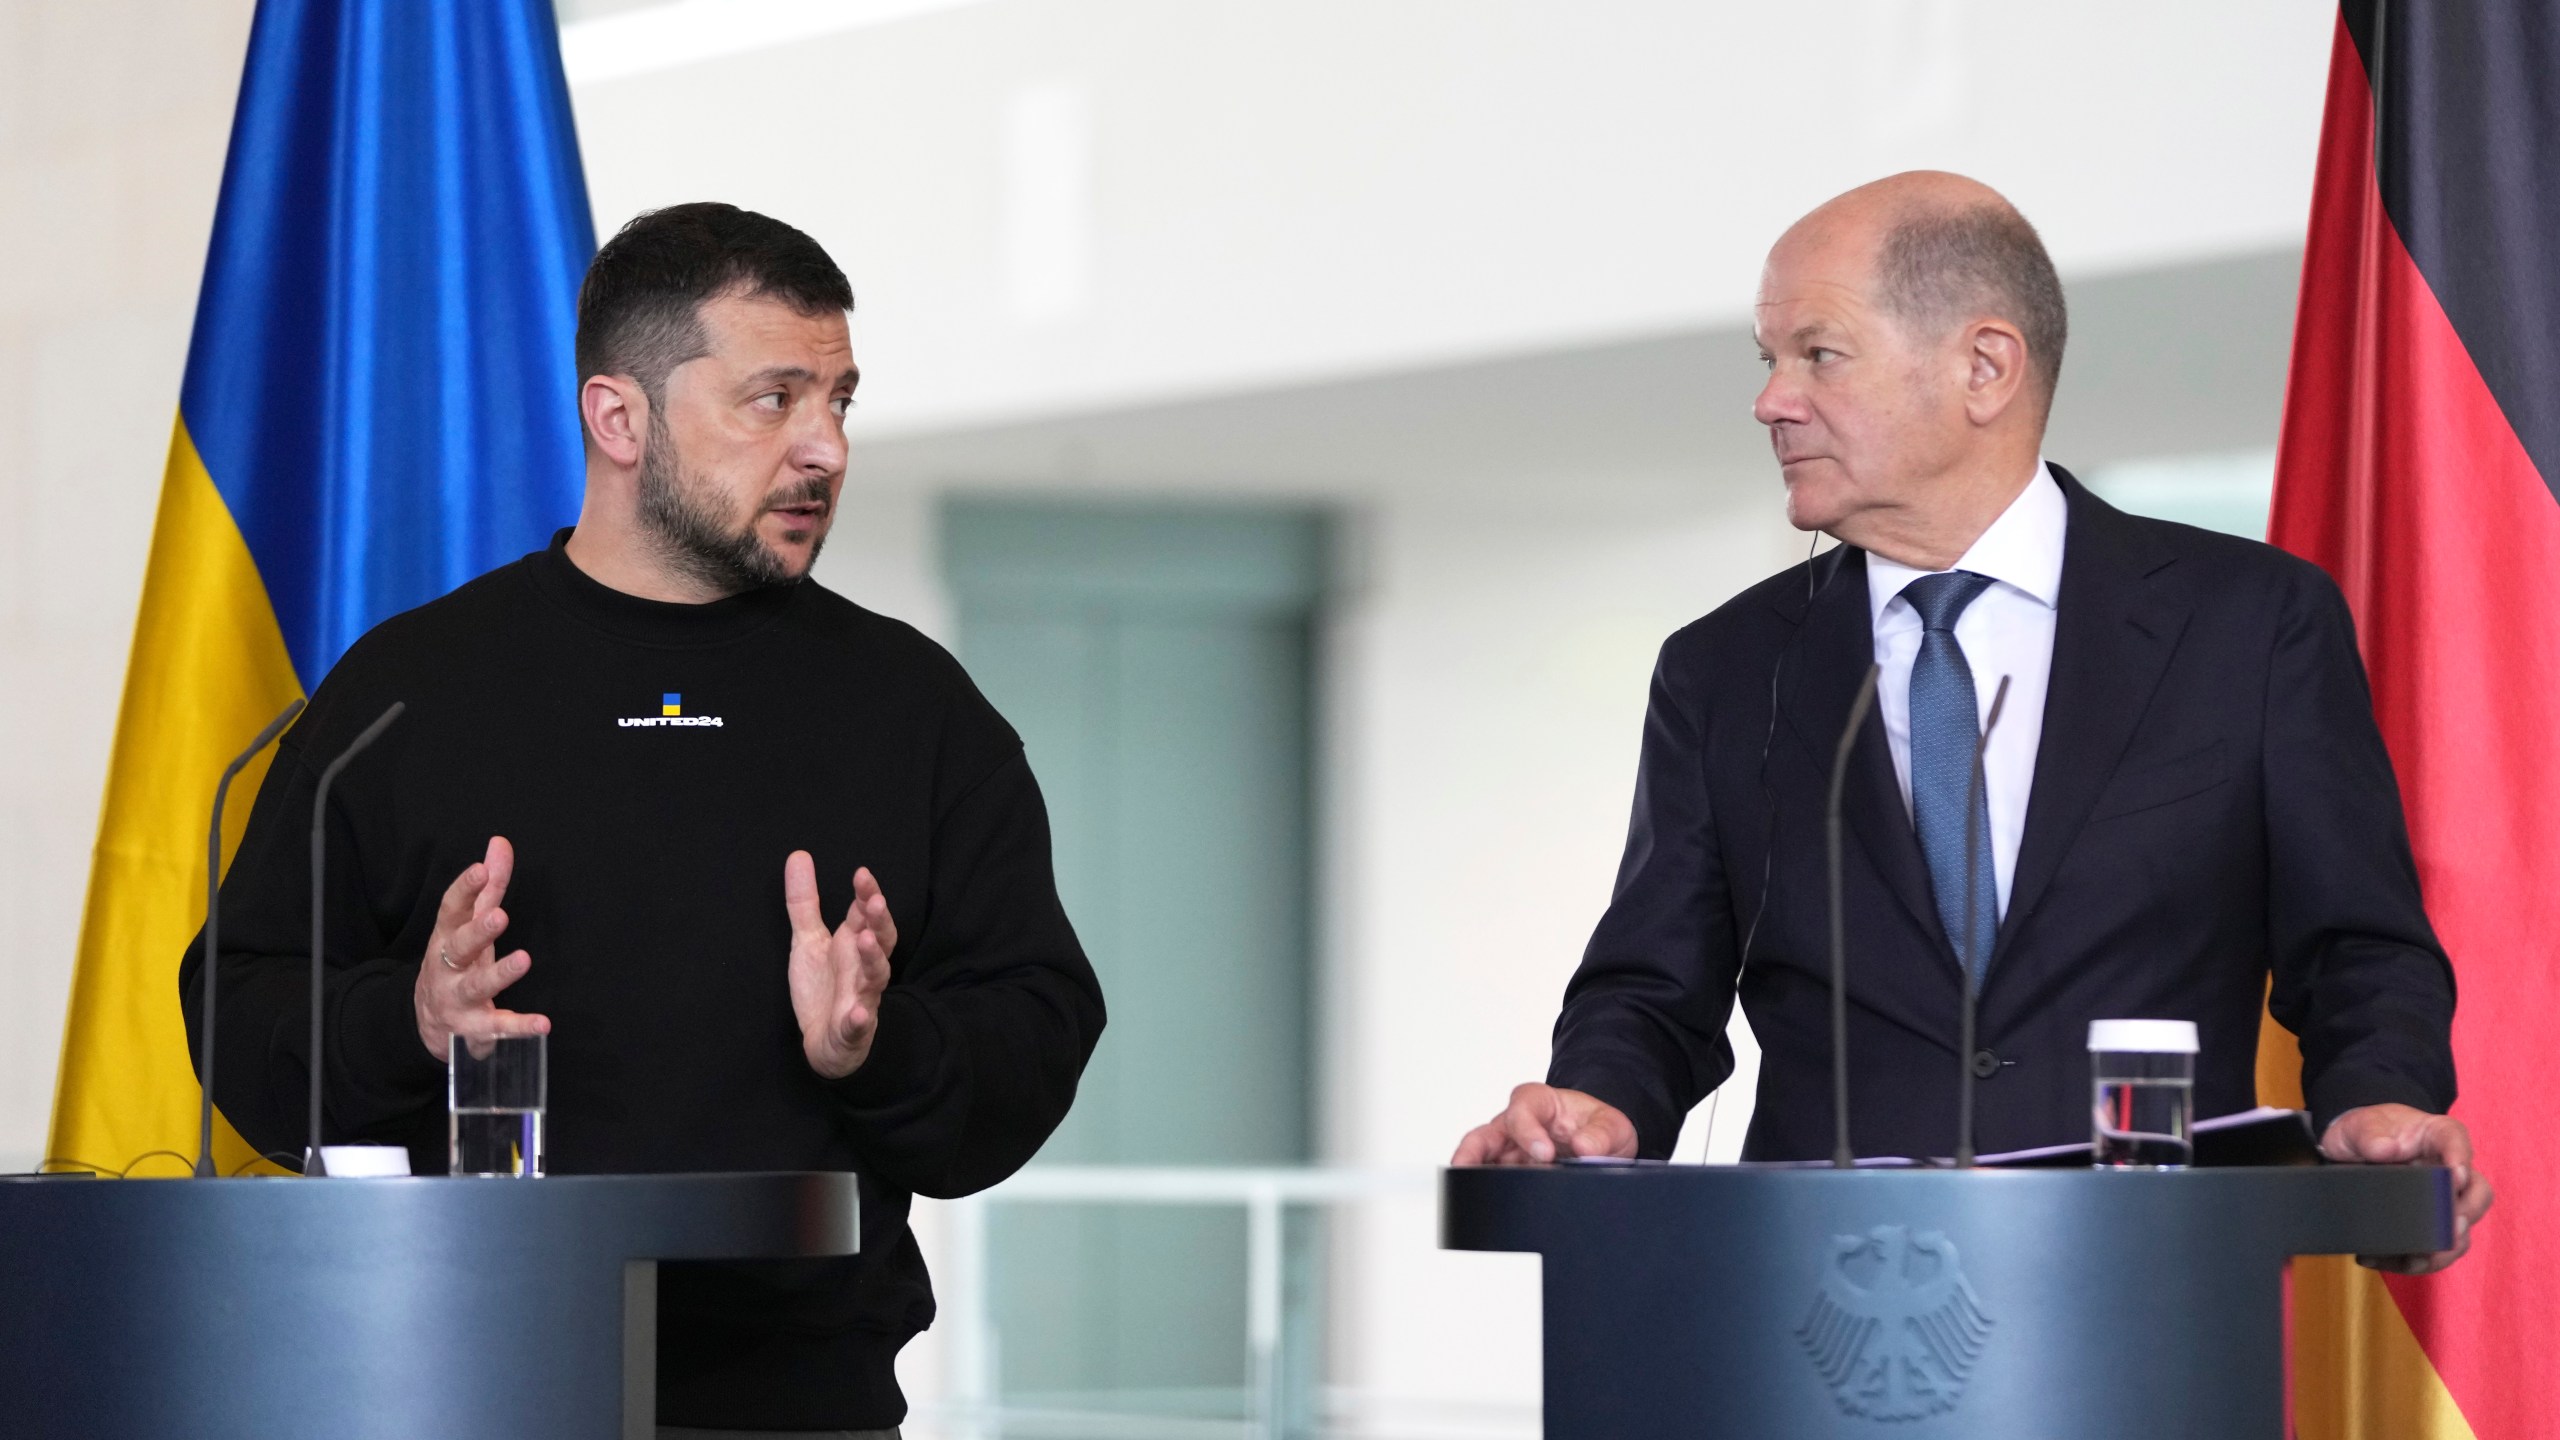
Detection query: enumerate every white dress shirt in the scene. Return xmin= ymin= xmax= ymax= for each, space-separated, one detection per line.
xmin=1865 ymin=462 xmax=2067 ymax=915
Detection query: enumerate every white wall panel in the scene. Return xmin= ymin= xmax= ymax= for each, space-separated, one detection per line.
xmin=569 ymin=0 xmax=2333 ymax=438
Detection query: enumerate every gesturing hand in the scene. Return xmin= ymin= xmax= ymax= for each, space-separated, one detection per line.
xmin=412 ymin=836 xmax=549 ymax=1062
xmin=1452 ymin=1084 xmax=1640 ymax=1165
xmin=784 ymin=853 xmax=897 ymax=1080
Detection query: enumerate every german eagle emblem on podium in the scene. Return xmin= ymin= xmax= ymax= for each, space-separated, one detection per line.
xmin=1795 ymin=1225 xmax=1994 ymax=1419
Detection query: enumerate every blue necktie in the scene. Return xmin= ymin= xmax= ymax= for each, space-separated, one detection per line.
xmin=1903 ymin=571 xmax=1999 ymax=981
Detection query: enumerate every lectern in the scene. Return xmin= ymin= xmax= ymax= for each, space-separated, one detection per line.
xmin=0 ymin=1172 xmax=857 ymax=1440
xmin=1443 ymin=1164 xmax=2448 ymax=1439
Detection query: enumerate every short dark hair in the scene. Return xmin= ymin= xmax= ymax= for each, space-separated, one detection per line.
xmin=575 ymin=202 xmax=854 ymax=403
xmin=1875 ymin=203 xmax=2068 ymax=404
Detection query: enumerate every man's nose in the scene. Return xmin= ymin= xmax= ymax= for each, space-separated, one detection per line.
xmin=1752 ymin=369 xmax=1803 ymax=428
xmin=794 ymin=404 xmax=848 ymax=476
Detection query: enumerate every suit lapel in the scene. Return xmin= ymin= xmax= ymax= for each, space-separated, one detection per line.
xmin=1779 ymin=545 xmax=1955 ymax=972
xmin=1992 ymin=468 xmax=2192 ymax=967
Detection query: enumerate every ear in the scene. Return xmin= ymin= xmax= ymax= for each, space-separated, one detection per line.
xmin=581 ymin=374 xmax=648 ymax=469
xmin=1961 ymin=318 xmax=2030 ymax=426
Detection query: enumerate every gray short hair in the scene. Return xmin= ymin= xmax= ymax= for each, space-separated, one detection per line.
xmin=1875 ymin=205 xmax=2068 ymax=404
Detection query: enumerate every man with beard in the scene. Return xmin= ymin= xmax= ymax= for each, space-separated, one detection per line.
xmin=181 ymin=203 xmax=1105 ymax=1437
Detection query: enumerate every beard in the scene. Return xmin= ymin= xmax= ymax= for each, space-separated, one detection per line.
xmin=635 ymin=413 xmax=833 ymax=595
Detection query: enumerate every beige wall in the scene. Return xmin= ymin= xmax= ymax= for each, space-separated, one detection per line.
xmin=0 ymin=0 xmax=259 ymax=1170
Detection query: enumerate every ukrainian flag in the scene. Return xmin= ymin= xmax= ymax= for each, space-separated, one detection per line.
xmin=47 ymin=0 xmax=594 ymax=1177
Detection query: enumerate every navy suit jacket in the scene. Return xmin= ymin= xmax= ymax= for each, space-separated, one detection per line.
xmin=1548 ymin=466 xmax=2457 ymax=1161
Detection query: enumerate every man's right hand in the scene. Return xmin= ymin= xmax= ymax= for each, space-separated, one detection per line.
xmin=412 ymin=836 xmax=549 ymax=1062
xmin=1451 ymin=1084 xmax=1639 ymax=1165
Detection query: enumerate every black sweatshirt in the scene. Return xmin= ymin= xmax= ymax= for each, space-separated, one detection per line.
xmin=179 ymin=531 xmax=1104 ymax=1430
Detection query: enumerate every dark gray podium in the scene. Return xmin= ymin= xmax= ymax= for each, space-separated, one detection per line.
xmin=1444 ymin=1164 xmax=2449 ymax=1439
xmin=0 ymin=1172 xmax=857 ymax=1440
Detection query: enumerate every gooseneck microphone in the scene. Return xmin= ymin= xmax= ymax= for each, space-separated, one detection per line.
xmin=1954 ymin=675 xmax=2013 ymax=1169
xmin=194 ymin=697 xmax=307 ymax=1178
xmin=1826 ymin=663 xmax=1883 ymax=1169
xmin=303 ymin=702 xmax=405 ymax=1177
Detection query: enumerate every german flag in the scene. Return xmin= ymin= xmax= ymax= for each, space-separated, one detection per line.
xmin=45 ymin=0 xmax=593 ymax=1179
xmin=2261 ymin=4 xmax=2560 ymax=1434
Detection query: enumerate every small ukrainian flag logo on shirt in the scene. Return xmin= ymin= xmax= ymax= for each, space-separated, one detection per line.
xmin=621 ymin=692 xmax=720 ymax=728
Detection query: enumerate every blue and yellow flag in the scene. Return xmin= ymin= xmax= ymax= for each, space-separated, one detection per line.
xmin=48 ymin=0 xmax=594 ymax=1176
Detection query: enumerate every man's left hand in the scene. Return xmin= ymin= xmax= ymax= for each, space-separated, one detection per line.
xmin=784 ymin=853 xmax=897 ymax=1079
xmin=2320 ymin=1103 xmax=2493 ymax=1274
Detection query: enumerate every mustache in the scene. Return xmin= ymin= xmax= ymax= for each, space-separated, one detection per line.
xmin=763 ymin=476 xmax=835 ymax=514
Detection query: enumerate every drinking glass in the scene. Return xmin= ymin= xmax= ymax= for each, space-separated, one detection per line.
xmin=448 ymin=1033 xmax=546 ymax=1177
xmin=2090 ymin=1019 xmax=2196 ymax=1168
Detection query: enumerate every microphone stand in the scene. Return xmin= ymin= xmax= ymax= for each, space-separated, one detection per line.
xmin=1955 ymin=676 xmax=2012 ymax=1169
xmin=194 ymin=698 xmax=306 ymax=1177
xmin=1826 ymin=663 xmax=1882 ymax=1169
xmin=303 ymin=702 xmax=405 ymax=1177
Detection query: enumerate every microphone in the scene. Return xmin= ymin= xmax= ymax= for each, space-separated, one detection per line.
xmin=303 ymin=702 xmax=405 ymax=1177
xmin=194 ymin=697 xmax=306 ymax=1178
xmin=1954 ymin=675 xmax=2013 ymax=1169
xmin=1826 ymin=662 xmax=1882 ymax=1169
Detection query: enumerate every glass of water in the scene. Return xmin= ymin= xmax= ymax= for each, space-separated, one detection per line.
xmin=2089 ymin=1019 xmax=2196 ymax=1168
xmin=449 ymin=1032 xmax=546 ymax=1177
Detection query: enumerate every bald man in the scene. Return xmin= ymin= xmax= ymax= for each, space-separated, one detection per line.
xmin=1453 ymin=173 xmax=2489 ymax=1272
